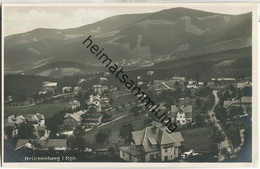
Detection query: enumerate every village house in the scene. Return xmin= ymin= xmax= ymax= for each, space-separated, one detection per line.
xmin=62 ymin=86 xmax=72 ymax=93
xmin=169 ymin=105 xmax=193 ymax=125
xmin=149 ymin=80 xmax=179 ymax=93
xmin=78 ymin=78 xmax=86 ymax=85
xmin=63 ymin=113 xmax=82 ymax=127
xmin=172 ymin=77 xmax=186 ymax=81
xmin=93 ymin=85 xmax=108 ymax=94
xmin=74 ymin=86 xmax=82 ymax=95
xmin=88 ymin=95 xmax=102 ymax=112
xmin=237 ymin=81 xmax=252 ymax=97
xmin=147 ymin=71 xmax=154 ymax=75
xmin=5 ymin=115 xmax=26 ymax=138
xmin=82 ymin=113 xmax=103 ymax=128
xmin=211 ymin=78 xmax=236 ymax=82
xmin=25 ymin=113 xmax=45 ymax=126
xmin=119 ymin=122 xmax=184 ymax=162
xmin=42 ymin=81 xmax=57 ymax=95
xmin=224 ymin=96 xmax=252 ymax=113
xmin=15 ymin=139 xmax=67 ymax=151
xmin=69 ymin=99 xmax=81 ymax=110
xmin=100 ymin=77 xmax=108 ymax=83
xmin=104 ymin=72 xmax=110 ymax=77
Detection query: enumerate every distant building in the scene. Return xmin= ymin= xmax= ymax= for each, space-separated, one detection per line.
xmin=211 ymin=78 xmax=236 ymax=82
xmin=62 ymin=87 xmax=72 ymax=93
xmin=5 ymin=115 xmax=26 ymax=138
xmin=63 ymin=113 xmax=82 ymax=127
xmin=150 ymin=80 xmax=180 ymax=93
xmin=74 ymin=86 xmax=82 ymax=95
xmin=42 ymin=81 xmax=57 ymax=95
xmin=88 ymin=95 xmax=102 ymax=112
xmin=82 ymin=113 xmax=103 ymax=128
xmin=100 ymin=77 xmax=108 ymax=83
xmin=119 ymin=122 xmax=184 ymax=162
xmin=15 ymin=139 xmax=67 ymax=151
xmin=25 ymin=113 xmax=45 ymax=126
xmin=93 ymin=85 xmax=108 ymax=94
xmin=69 ymin=99 xmax=80 ymax=110
xmin=237 ymin=81 xmax=252 ymax=97
xmin=104 ymin=72 xmax=110 ymax=77
xmin=78 ymin=79 xmax=86 ymax=85
xmin=172 ymin=77 xmax=186 ymax=81
xmin=6 ymin=115 xmax=26 ymax=127
xmin=147 ymin=71 xmax=154 ymax=75
xmin=224 ymin=96 xmax=252 ymax=113
xmin=169 ymin=105 xmax=193 ymax=125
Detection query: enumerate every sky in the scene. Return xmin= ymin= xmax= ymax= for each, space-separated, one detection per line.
xmin=3 ymin=3 xmax=255 ymax=36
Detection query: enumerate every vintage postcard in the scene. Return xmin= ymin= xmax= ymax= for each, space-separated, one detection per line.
xmin=1 ymin=2 xmax=258 ymax=168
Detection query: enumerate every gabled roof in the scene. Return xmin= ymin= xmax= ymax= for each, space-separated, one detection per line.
xmin=64 ymin=113 xmax=81 ymax=122
xmin=237 ymin=81 xmax=251 ymax=89
xmin=7 ymin=115 xmax=25 ymax=125
xmin=131 ymin=122 xmax=184 ymax=153
xmin=171 ymin=105 xmax=192 ymax=113
xmin=241 ymin=97 xmax=252 ymax=103
xmin=132 ymin=130 xmax=145 ymax=145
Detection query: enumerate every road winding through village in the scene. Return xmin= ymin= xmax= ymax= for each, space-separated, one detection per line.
xmin=208 ymin=90 xmax=233 ymax=161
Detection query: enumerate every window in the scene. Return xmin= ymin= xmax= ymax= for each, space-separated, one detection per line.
xmin=165 ymin=148 xmax=167 ymax=153
xmin=182 ymin=120 xmax=185 ymax=123
xmin=123 ymin=152 xmax=125 ymax=157
xmin=150 ymin=154 xmax=154 ymax=160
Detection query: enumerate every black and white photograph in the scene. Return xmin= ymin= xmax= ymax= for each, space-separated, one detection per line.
xmin=2 ymin=2 xmax=258 ymax=167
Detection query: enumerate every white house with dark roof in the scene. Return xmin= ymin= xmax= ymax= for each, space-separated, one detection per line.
xmin=119 ymin=122 xmax=184 ymax=162
xmin=169 ymin=105 xmax=193 ymax=125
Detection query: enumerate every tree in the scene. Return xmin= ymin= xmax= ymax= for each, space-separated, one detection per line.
xmin=203 ymin=81 xmax=208 ymax=86
xmin=95 ymin=130 xmax=110 ymax=145
xmin=88 ymin=107 xmax=97 ymax=113
xmin=212 ymin=126 xmax=225 ymax=143
xmin=214 ymin=105 xmax=228 ymax=122
xmin=195 ymin=114 xmax=205 ymax=126
xmin=221 ymin=147 xmax=231 ymax=158
xmin=101 ymin=112 xmax=112 ymax=122
xmin=183 ymin=81 xmax=189 ymax=87
xmin=195 ymin=98 xmax=202 ymax=107
xmin=119 ymin=123 xmax=134 ymax=145
xmin=229 ymin=106 xmax=244 ymax=118
xmin=174 ymin=81 xmax=180 ymax=87
xmin=17 ymin=123 xmax=34 ymax=139
xmin=73 ymin=125 xmax=85 ymax=136
xmin=67 ymin=136 xmax=86 ymax=151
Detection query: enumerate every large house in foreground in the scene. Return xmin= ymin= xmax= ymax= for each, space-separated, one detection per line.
xmin=119 ymin=122 xmax=184 ymax=162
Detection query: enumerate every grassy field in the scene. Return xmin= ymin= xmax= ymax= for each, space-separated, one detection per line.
xmin=181 ymin=127 xmax=214 ymax=153
xmin=83 ymin=114 xmax=145 ymax=148
xmin=4 ymin=100 xmax=69 ymax=118
xmin=108 ymin=89 xmax=137 ymax=107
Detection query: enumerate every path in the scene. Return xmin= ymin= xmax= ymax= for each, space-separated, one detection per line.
xmin=208 ymin=90 xmax=234 ymax=161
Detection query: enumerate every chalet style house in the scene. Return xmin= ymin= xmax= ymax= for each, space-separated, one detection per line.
xmin=119 ymin=122 xmax=184 ymax=162
xmin=169 ymin=105 xmax=193 ymax=125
